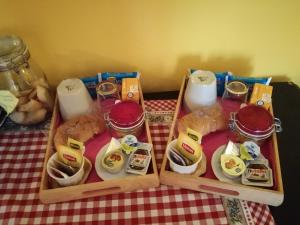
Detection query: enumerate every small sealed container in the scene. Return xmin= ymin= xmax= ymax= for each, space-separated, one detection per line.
xmin=229 ymin=104 xmax=282 ymax=145
xmin=106 ymin=100 xmax=144 ymax=138
xmin=223 ymin=80 xmax=249 ymax=102
xmin=220 ymin=154 xmax=246 ymax=179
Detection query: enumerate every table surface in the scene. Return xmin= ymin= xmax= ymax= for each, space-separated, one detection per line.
xmin=145 ymin=82 xmax=300 ymax=225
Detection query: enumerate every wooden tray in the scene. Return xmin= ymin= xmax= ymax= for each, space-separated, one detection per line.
xmin=159 ymin=75 xmax=284 ymax=206
xmin=39 ymin=81 xmax=159 ymax=204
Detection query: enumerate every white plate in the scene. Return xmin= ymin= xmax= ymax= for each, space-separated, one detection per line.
xmin=95 ymin=142 xmax=137 ymax=180
xmin=211 ymin=144 xmax=268 ymax=184
xmin=211 ymin=145 xmax=241 ymax=184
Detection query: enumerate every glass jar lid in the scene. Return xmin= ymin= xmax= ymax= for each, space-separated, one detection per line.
xmin=226 ymin=81 xmax=248 ymax=95
xmin=0 ymin=35 xmax=29 ymax=72
xmin=236 ymin=104 xmax=274 ymax=136
xmin=96 ymin=81 xmax=118 ymax=96
xmin=109 ymin=101 xmax=144 ymax=128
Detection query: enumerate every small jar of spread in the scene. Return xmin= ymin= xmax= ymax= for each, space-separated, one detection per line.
xmin=229 ymin=104 xmax=282 ymax=145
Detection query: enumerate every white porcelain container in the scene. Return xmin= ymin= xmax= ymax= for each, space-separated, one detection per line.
xmin=184 ymin=70 xmax=217 ymax=111
xmin=167 ymin=139 xmax=202 ymax=174
xmin=47 ymin=153 xmax=85 ymax=187
xmin=57 ymin=78 xmax=92 ymax=121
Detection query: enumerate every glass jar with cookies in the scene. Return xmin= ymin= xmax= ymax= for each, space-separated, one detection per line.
xmin=0 ymin=34 xmax=53 ymax=125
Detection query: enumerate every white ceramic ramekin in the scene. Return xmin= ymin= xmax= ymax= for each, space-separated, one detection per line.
xmin=167 ymin=139 xmax=202 ymax=174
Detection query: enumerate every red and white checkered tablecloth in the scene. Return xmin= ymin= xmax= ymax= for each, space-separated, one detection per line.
xmin=0 ymin=100 xmax=275 ymax=225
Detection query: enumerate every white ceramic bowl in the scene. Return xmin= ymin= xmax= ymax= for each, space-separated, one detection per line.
xmin=167 ymin=139 xmax=202 ymax=174
xmin=47 ymin=152 xmax=85 ymax=187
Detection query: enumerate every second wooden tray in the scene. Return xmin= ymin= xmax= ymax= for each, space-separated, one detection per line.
xmin=159 ymin=75 xmax=284 ymax=206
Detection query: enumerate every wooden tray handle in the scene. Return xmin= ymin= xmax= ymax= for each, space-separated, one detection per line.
xmin=198 ymin=184 xmax=239 ymax=196
xmin=81 ymin=186 xmax=122 ymax=197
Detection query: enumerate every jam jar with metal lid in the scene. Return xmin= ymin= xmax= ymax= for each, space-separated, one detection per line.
xmin=0 ymin=35 xmax=53 ymax=125
xmin=106 ymin=100 xmax=145 ymax=138
xmin=229 ymin=104 xmax=282 ymax=145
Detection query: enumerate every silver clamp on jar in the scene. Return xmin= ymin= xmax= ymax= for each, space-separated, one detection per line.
xmin=229 ymin=105 xmax=282 ymax=145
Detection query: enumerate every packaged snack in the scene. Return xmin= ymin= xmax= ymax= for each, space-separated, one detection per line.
xmin=101 ymin=151 xmax=124 ymax=174
xmin=177 ymin=132 xmax=202 ymax=163
xmin=121 ymin=135 xmax=138 ymax=155
xmin=57 ymin=145 xmax=83 ymax=168
xmin=98 ymin=72 xmax=140 ymax=84
xmin=241 ymin=141 xmax=260 ymax=160
xmin=226 ymin=75 xmax=271 ymax=95
xmin=126 ymin=144 xmax=152 ymax=175
xmin=223 ymin=141 xmax=239 ymax=156
xmin=121 ymin=78 xmax=140 ymax=103
xmin=101 ymin=138 xmax=124 ymax=174
xmin=250 ymin=83 xmax=273 ymax=110
xmin=186 ymin=128 xmax=202 ymax=144
xmin=221 ymin=154 xmax=246 ymax=178
xmin=168 ymin=145 xmax=193 ymax=166
xmin=242 ymin=160 xmax=273 ymax=187
xmin=67 ymin=137 xmax=85 ymax=153
xmin=239 ymin=144 xmax=254 ymax=161
xmin=52 ymin=158 xmax=78 ymax=176
xmin=80 ymin=76 xmax=99 ymax=99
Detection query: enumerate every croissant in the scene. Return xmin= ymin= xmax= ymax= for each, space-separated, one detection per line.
xmin=177 ymin=103 xmax=227 ymax=137
xmin=54 ymin=113 xmax=106 ymax=150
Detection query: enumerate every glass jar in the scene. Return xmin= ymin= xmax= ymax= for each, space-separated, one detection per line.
xmin=222 ymin=80 xmax=249 ymax=102
xmin=0 ymin=35 xmax=53 ymax=125
xmin=229 ymin=105 xmax=282 ymax=145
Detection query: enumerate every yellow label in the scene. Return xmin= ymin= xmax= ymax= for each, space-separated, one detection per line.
xmin=121 ymin=78 xmax=139 ymax=103
xmin=67 ymin=137 xmax=84 ymax=152
xmin=57 ymin=145 xmax=83 ymax=168
xmin=177 ymin=132 xmax=202 ymax=163
xmin=250 ymin=83 xmax=273 ymax=110
xmin=186 ymin=128 xmax=202 ymax=144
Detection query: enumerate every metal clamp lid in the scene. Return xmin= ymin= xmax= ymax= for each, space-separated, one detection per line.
xmin=0 ymin=35 xmax=30 ymax=72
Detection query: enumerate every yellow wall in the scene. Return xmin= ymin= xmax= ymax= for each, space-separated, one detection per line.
xmin=1 ymin=0 xmax=300 ymax=92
